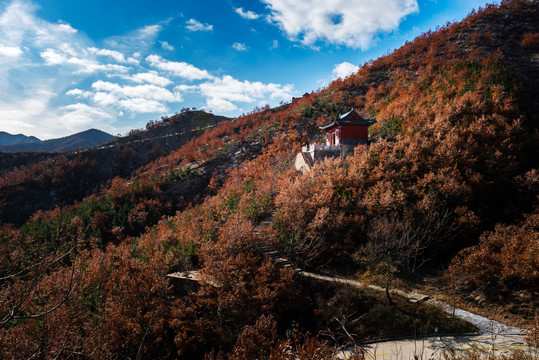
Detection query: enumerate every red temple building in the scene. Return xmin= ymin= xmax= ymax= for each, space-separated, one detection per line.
xmin=294 ymin=109 xmax=376 ymax=172
xmin=319 ymin=108 xmax=376 ymax=146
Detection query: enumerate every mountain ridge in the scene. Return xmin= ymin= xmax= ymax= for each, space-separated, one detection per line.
xmin=0 ymin=131 xmax=40 ymax=146
xmin=0 ymin=128 xmax=114 ymax=153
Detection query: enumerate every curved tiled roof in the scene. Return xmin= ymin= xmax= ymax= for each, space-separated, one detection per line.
xmin=319 ymin=108 xmax=376 ymax=130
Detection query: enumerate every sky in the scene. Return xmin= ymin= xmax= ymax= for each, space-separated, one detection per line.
xmin=0 ymin=0 xmax=496 ymax=139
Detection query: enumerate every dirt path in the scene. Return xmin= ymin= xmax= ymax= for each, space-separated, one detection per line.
xmin=167 ymin=213 xmax=534 ymax=359
xmin=254 ymin=213 xmax=528 ymax=336
xmin=336 ymin=334 xmax=534 ymax=360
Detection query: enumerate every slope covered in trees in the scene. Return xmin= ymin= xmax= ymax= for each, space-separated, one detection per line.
xmin=0 ymin=1 xmax=538 ymax=358
xmin=0 ymin=110 xmax=230 ymax=226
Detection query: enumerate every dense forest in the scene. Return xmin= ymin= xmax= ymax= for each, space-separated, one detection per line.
xmin=0 ymin=1 xmax=538 ymax=358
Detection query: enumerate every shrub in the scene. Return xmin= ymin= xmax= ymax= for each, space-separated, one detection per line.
xmin=521 ymin=33 xmax=539 ymax=49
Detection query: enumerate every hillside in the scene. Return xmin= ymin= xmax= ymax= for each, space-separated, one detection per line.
xmin=0 ymin=1 xmax=538 ymax=359
xmin=0 ymin=110 xmax=230 ymax=226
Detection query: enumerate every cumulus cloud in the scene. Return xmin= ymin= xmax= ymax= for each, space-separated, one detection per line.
xmin=116 ymin=98 xmax=166 ymax=113
xmin=92 ymin=80 xmax=180 ymax=102
xmin=0 ymin=88 xmax=116 ymax=139
xmin=0 ymin=89 xmax=52 ymax=134
xmin=232 ymin=42 xmax=248 ymax=51
xmin=185 ymin=18 xmax=213 ymax=32
xmin=0 ymin=44 xmax=22 ymax=57
xmin=332 ymin=61 xmax=358 ymax=79
xmin=261 ymin=0 xmax=419 ymax=48
xmin=0 ymin=0 xmax=88 ymax=59
xmin=198 ymin=75 xmax=294 ymax=112
xmin=146 ymin=54 xmax=214 ymax=80
xmin=160 ymin=40 xmax=174 ymax=51
xmin=40 ymin=48 xmax=130 ymax=74
xmin=104 ymin=24 xmax=164 ymax=53
xmin=0 ymin=0 xmax=300 ymax=137
xmin=65 ymin=88 xmax=91 ymax=97
xmin=57 ymin=23 xmax=77 ymax=34
xmin=138 ymin=24 xmax=162 ymax=38
xmin=87 ymin=47 xmax=139 ymax=64
xmin=123 ymin=71 xmax=173 ymax=87
xmin=58 ymin=103 xmax=113 ymax=131
xmin=67 ymin=80 xmax=182 ymax=114
xmin=235 ymin=7 xmax=261 ymax=20
xmin=0 ymin=0 xmax=194 ymax=138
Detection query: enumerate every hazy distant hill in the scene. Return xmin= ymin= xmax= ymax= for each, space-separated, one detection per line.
xmin=0 ymin=128 xmax=114 ymax=152
xmin=0 ymin=131 xmax=40 ymax=146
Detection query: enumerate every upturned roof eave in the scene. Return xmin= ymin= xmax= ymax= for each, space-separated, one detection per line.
xmin=319 ymin=120 xmax=338 ymax=130
xmin=318 ymin=118 xmax=376 ymax=130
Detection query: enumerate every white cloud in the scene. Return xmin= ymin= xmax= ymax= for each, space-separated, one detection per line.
xmin=332 ymin=61 xmax=358 ymax=79
xmin=0 ymin=1 xmax=180 ymax=138
xmin=91 ymin=80 xmax=180 ymax=102
xmin=198 ymin=75 xmax=294 ymax=112
xmin=0 ymin=89 xmax=52 ymax=134
xmin=174 ymin=84 xmax=198 ymax=92
xmin=232 ymin=42 xmax=248 ymax=51
xmin=57 ymin=23 xmax=77 ymax=34
xmin=39 ymin=48 xmax=66 ymax=64
xmin=138 ymin=24 xmax=162 ymax=38
xmin=0 ymin=87 xmax=117 ymax=139
xmin=0 ymin=44 xmax=22 ymax=57
xmin=206 ymin=98 xmax=238 ymax=112
xmin=160 ymin=40 xmax=174 ymax=51
xmin=235 ymin=7 xmax=261 ymax=20
xmin=117 ymin=98 xmax=166 ymax=113
xmin=58 ymin=103 xmax=113 ymax=131
xmin=0 ymin=1 xmax=119 ymax=138
xmin=87 ymin=47 xmax=139 ymax=64
xmin=146 ymin=54 xmax=213 ymax=80
xmin=185 ymin=18 xmax=213 ymax=32
xmin=0 ymin=0 xmax=300 ymax=137
xmin=66 ymin=80 xmax=182 ymax=114
xmin=40 ymin=48 xmax=130 ymax=74
xmin=270 ymin=39 xmax=279 ymax=50
xmin=103 ymin=24 xmax=164 ymax=53
xmin=123 ymin=71 xmax=173 ymax=86
xmin=0 ymin=1 xmax=88 ymax=59
xmin=261 ymin=0 xmax=419 ymax=48
xmin=66 ymin=88 xmax=92 ymax=97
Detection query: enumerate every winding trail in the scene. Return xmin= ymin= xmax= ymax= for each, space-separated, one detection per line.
xmin=169 ymin=212 xmax=533 ymax=359
xmin=336 ymin=334 xmax=534 ymax=360
xmin=254 ymin=212 xmax=528 ymax=337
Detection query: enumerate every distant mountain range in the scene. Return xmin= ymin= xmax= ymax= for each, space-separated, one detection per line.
xmin=0 ymin=132 xmax=40 ymax=146
xmin=0 ymin=129 xmax=114 ymax=152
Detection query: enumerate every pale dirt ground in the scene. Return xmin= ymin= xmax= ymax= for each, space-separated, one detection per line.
xmin=337 ymin=334 xmax=536 ymax=360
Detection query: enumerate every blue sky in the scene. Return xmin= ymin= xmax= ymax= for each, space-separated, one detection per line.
xmin=0 ymin=0 xmax=494 ymax=139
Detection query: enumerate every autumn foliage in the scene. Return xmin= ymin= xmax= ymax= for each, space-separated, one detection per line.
xmin=1 ymin=1 xmax=538 ymax=358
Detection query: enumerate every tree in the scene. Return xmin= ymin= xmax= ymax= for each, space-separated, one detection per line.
xmin=357 ymin=203 xmax=456 ymax=304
